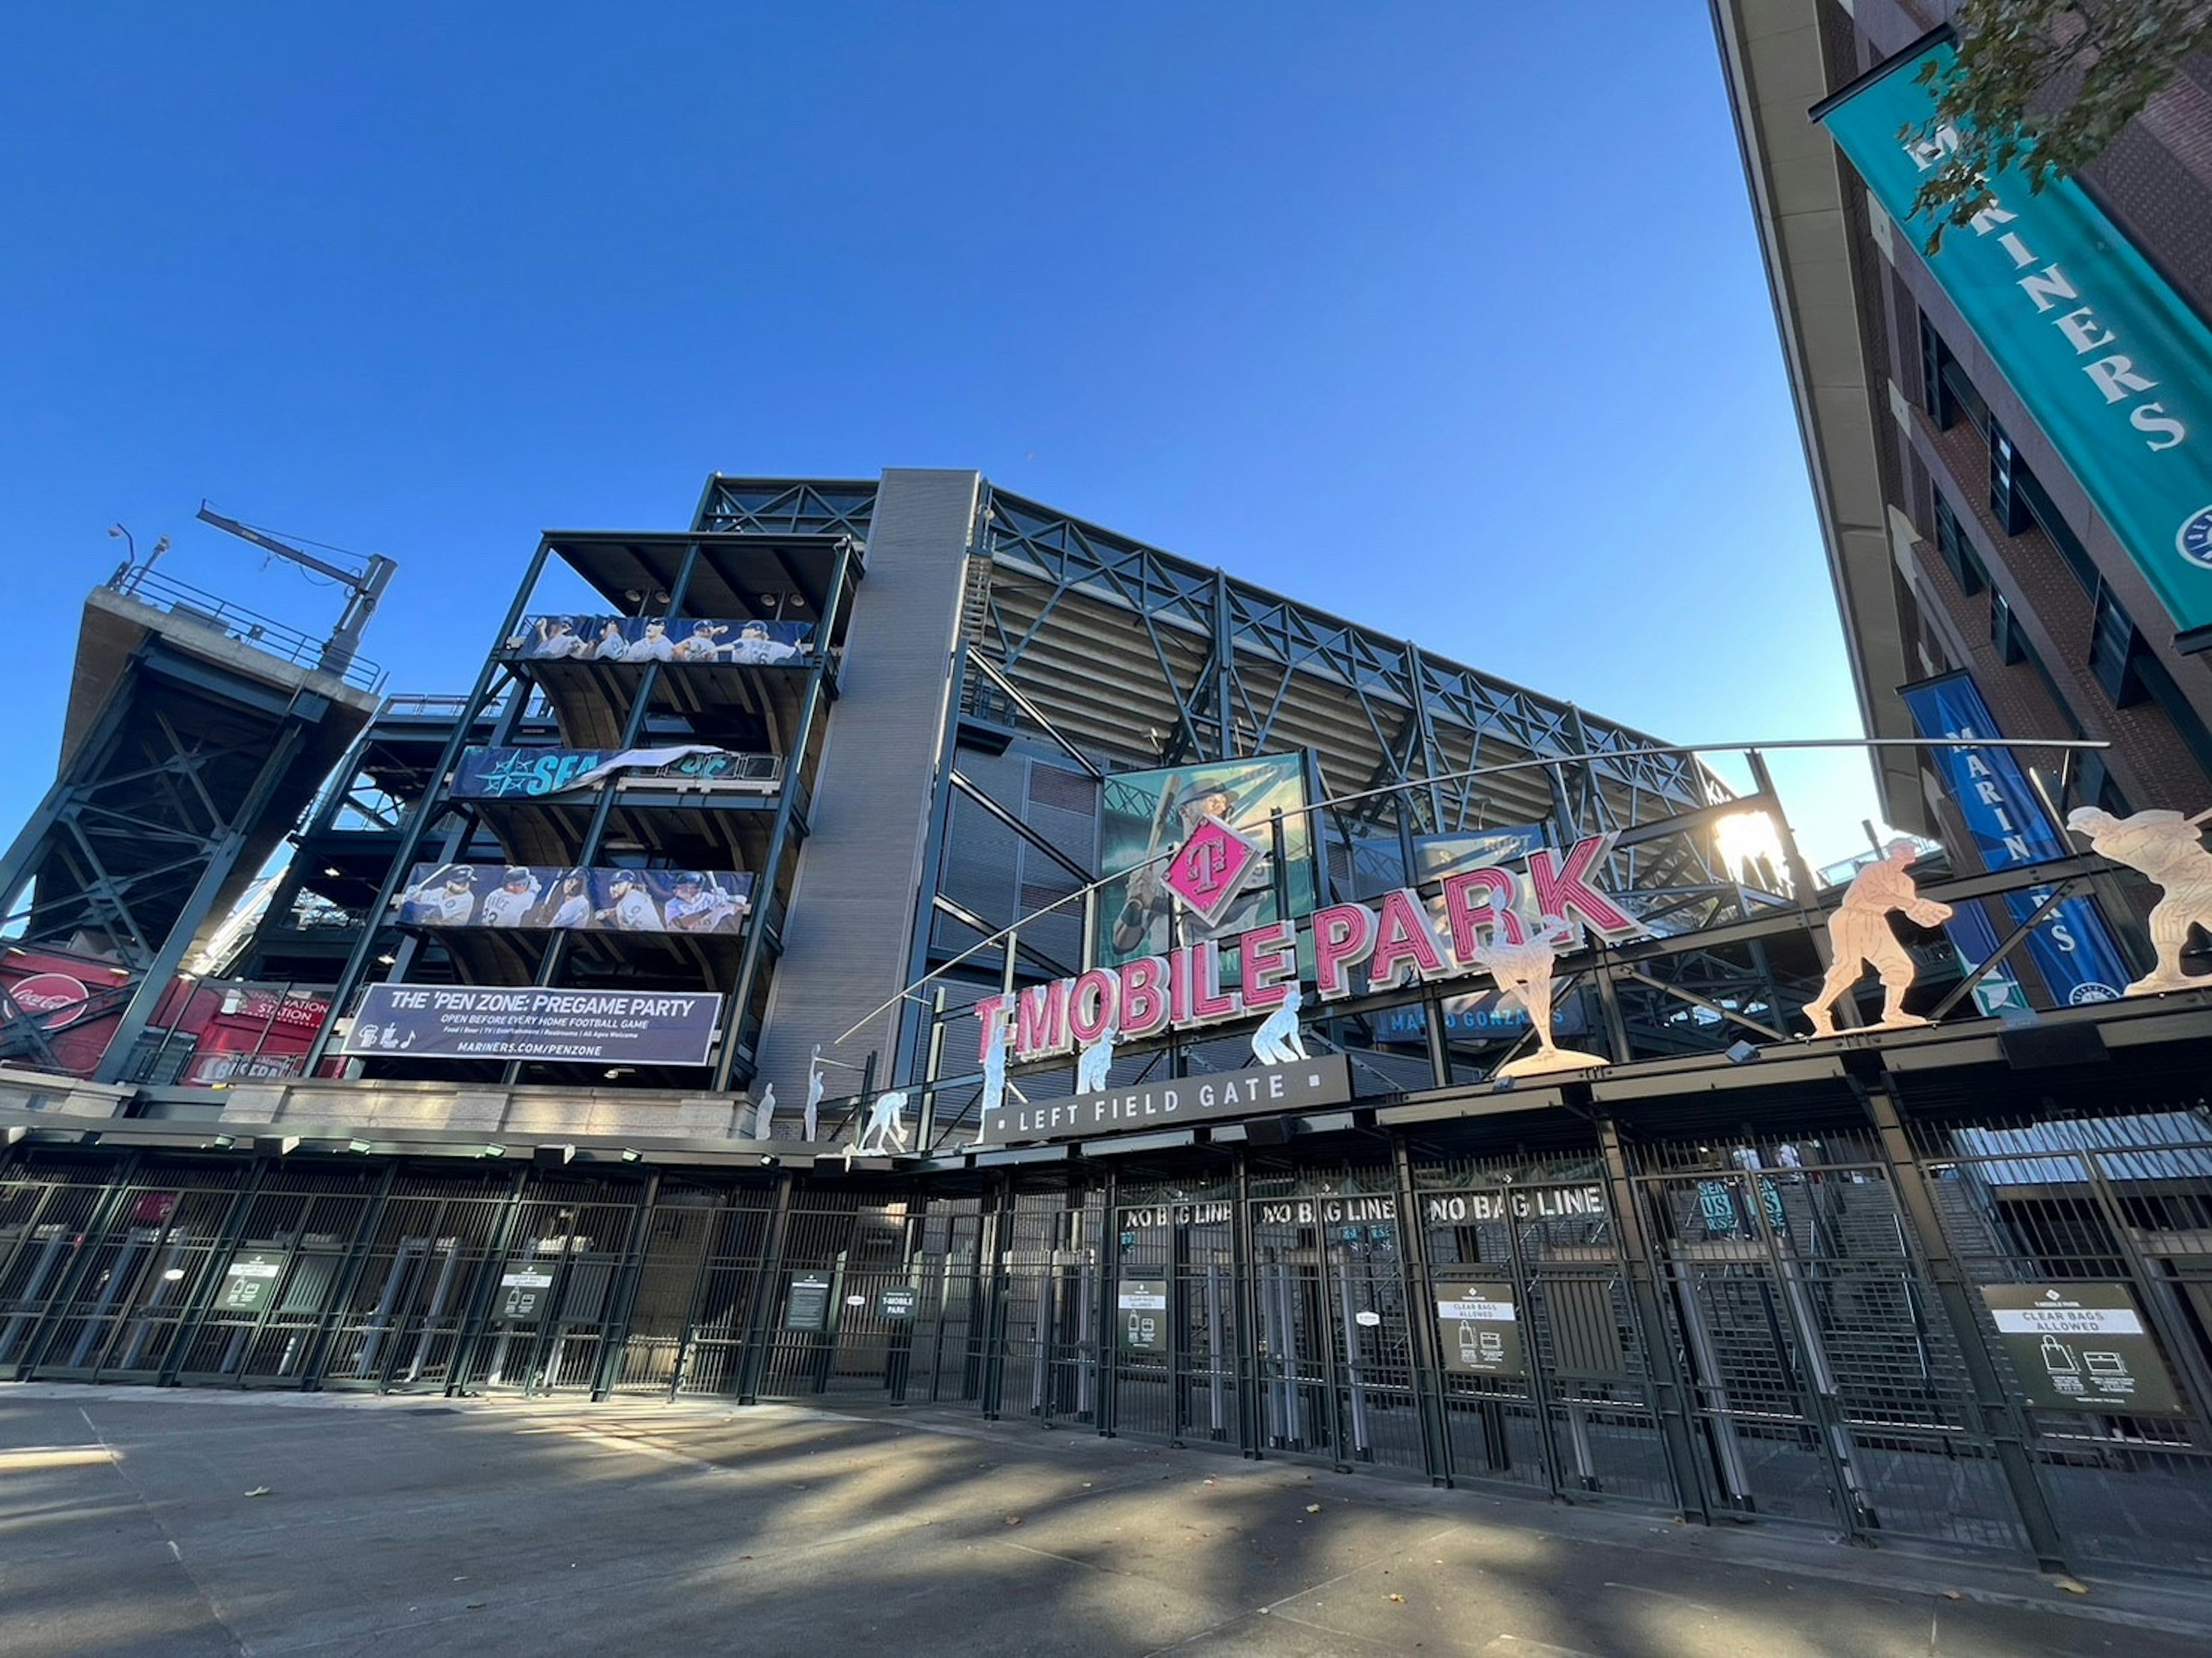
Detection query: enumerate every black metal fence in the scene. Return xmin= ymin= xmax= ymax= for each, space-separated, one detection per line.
xmin=5 ymin=1094 xmax=2211 ymax=1579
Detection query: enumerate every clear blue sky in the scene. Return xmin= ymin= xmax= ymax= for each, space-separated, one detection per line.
xmin=1 ymin=2 xmax=1884 ymax=862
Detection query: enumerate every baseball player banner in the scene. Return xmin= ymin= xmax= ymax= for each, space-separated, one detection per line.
xmin=505 ymin=614 xmax=812 ymax=665
xmin=1820 ymin=40 xmax=2212 ymax=647
xmin=393 ymin=864 xmax=753 ymax=934
xmin=450 ymin=745 xmax=781 ymax=800
xmin=1900 ymin=673 xmax=2130 ymax=1006
xmin=1097 ymin=754 xmax=1321 ymax=969
xmin=341 ymin=984 xmax=722 ymax=1065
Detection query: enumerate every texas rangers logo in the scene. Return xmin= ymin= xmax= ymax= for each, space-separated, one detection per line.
xmin=1160 ymin=815 xmax=1263 ymax=924
xmin=2179 ymin=504 xmax=2212 ymax=570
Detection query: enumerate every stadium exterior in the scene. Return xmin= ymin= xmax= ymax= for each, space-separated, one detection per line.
xmin=2 ymin=469 xmax=2210 ymax=1583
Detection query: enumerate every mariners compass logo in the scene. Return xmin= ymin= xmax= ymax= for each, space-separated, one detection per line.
xmin=1160 ymin=815 xmax=1263 ymax=925
xmin=2179 ymin=504 xmax=2212 ymax=570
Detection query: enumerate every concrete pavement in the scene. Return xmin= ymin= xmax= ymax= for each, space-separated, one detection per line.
xmin=1 ymin=1383 xmax=2207 ymax=1656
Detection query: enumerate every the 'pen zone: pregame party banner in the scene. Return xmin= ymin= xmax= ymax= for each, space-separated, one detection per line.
xmin=1899 ymin=672 xmax=2130 ymax=1005
xmin=1819 ymin=39 xmax=2212 ymax=646
xmin=342 ymin=984 xmax=722 ymax=1064
xmin=451 ymin=745 xmax=781 ymax=800
xmin=506 ymin=615 xmax=813 ymax=663
xmin=394 ymin=864 xmax=752 ymax=934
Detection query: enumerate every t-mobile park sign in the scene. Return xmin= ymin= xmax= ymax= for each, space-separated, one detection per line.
xmin=973 ymin=833 xmax=1641 ymax=1141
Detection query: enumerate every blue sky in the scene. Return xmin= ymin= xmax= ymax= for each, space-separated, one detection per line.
xmin=1 ymin=2 xmax=1883 ymax=862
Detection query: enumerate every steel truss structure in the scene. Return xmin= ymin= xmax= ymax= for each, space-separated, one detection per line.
xmin=969 ymin=489 xmax=1716 ymax=836
xmin=0 ymin=575 xmax=374 ymax=1083
xmin=302 ymin=481 xmax=877 ymax=1092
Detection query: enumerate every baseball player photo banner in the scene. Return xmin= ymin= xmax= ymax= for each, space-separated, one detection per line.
xmin=1096 ymin=754 xmax=1321 ymax=969
xmin=506 ymin=615 xmax=813 ymax=666
xmin=394 ymin=864 xmax=753 ymax=935
xmin=1900 ymin=673 xmax=2131 ymax=1005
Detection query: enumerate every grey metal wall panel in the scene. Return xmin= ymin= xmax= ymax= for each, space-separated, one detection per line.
xmin=752 ymin=469 xmax=980 ymax=1106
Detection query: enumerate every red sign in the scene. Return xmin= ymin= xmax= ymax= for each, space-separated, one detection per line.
xmin=9 ymin=972 xmax=95 ymax=1031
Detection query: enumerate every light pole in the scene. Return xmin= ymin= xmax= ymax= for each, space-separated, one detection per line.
xmin=106 ymin=525 xmax=171 ymax=592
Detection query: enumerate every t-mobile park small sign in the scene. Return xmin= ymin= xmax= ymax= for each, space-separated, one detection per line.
xmin=980 ymin=1054 xmax=1353 ymax=1147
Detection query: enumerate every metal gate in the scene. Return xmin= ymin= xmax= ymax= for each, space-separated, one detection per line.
xmin=320 ymin=1171 xmax=520 ymax=1393
xmin=1907 ymin=1107 xmax=2212 ymax=1574
xmin=1248 ymin=1168 xmax=1426 ymax=1473
xmin=1416 ymin=1154 xmax=1675 ymax=1506
xmin=994 ymin=1186 xmax=1102 ymax=1426
xmin=7 ymin=1159 xmax=252 ymax=1383
xmin=1633 ymin=1128 xmax=2028 ymax=1551
xmin=753 ymin=1192 xmax=937 ymax=1402
xmin=168 ymin=1167 xmax=388 ymax=1387
xmin=457 ymin=1180 xmax=645 ymax=1397
xmin=1110 ymin=1181 xmax=1238 ymax=1448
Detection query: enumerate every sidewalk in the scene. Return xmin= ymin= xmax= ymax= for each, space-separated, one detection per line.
xmin=2 ymin=1383 xmax=2206 ymax=1656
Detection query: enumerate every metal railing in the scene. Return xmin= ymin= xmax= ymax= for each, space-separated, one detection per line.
xmin=108 ymin=564 xmax=387 ymax=692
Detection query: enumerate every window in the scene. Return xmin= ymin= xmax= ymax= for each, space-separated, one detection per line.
xmin=2012 ymin=460 xmax=2100 ymax=595
xmin=1988 ymin=423 xmax=2033 ymax=536
xmin=1932 ymin=492 xmax=1986 ymax=595
xmin=2088 ymin=586 xmax=2146 ymax=707
xmin=1919 ymin=313 xmax=1953 ymax=428
xmin=2073 ymin=752 xmax=2131 ymax=817
xmin=1991 ymin=590 xmax=2027 ymax=665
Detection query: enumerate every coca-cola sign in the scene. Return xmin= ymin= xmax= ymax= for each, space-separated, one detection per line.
xmin=9 ymin=972 xmax=93 ymax=1031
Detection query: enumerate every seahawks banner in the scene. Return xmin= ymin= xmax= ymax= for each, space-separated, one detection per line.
xmin=451 ymin=745 xmax=780 ymax=800
xmin=506 ymin=615 xmax=812 ymax=663
xmin=395 ymin=864 xmax=752 ymax=934
xmin=1819 ymin=40 xmax=2212 ymax=646
xmin=1899 ymin=673 xmax=2128 ymax=1005
xmin=342 ymin=984 xmax=722 ymax=1064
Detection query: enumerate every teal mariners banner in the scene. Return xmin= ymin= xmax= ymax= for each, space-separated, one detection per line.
xmin=1818 ymin=39 xmax=2212 ymax=648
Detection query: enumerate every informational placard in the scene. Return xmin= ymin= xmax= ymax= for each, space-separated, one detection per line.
xmin=785 ymin=1272 xmax=832 ymax=1332
xmin=393 ymin=864 xmax=752 ymax=935
xmin=1118 ymin=1278 xmax=1169 ymax=1356
xmin=499 ymin=1265 xmax=555 ymax=1324
xmin=877 ymin=1285 xmax=919 ymax=1322
xmin=1982 ymin=1283 xmax=2183 ymax=1414
xmin=1435 ymin=1281 xmax=1525 ymax=1378
xmin=1421 ymin=1183 xmax=1607 ymax=1227
xmin=342 ymin=984 xmax=722 ymax=1065
xmin=509 ymin=615 xmax=813 ymax=665
xmin=980 ymin=1054 xmax=1352 ymax=1147
xmin=220 ymin=1250 xmax=288 ymax=1313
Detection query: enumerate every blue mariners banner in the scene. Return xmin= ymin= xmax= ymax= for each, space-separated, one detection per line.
xmin=1819 ymin=40 xmax=2212 ymax=646
xmin=1899 ymin=672 xmax=2129 ymax=1005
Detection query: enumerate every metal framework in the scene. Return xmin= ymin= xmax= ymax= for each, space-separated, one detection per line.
xmin=7 ymin=1041 xmax=2210 ymax=1577
xmin=0 ymin=571 xmax=374 ymax=1083
xmin=301 ymin=481 xmax=880 ymax=1091
xmin=971 ymin=489 xmax=1716 ymax=834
